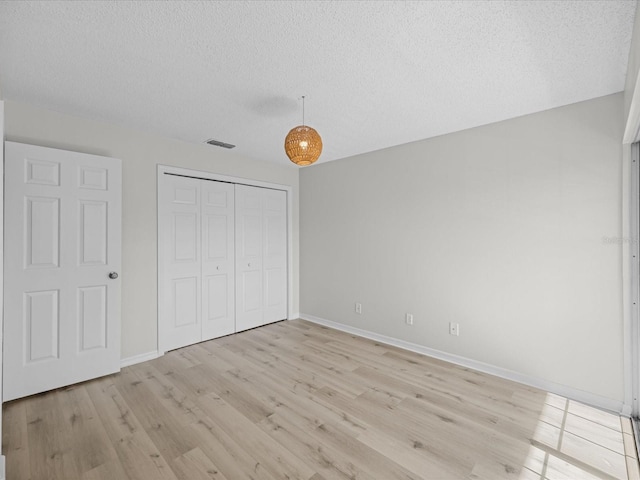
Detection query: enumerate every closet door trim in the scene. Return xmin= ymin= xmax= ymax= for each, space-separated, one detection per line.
xmin=157 ymin=165 xmax=294 ymax=354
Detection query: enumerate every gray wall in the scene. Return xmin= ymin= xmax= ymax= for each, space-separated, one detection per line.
xmin=4 ymin=100 xmax=300 ymax=360
xmin=300 ymin=93 xmax=624 ymax=404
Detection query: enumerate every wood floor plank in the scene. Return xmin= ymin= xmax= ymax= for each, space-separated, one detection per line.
xmin=557 ymin=430 xmax=627 ymax=479
xmin=115 ymin=367 xmax=198 ymax=462
xmin=110 ymin=432 xmax=180 ymax=480
xmin=562 ymin=399 xmax=624 ymax=432
xmin=248 ymin=365 xmax=369 ymax=436
xmin=84 ymin=375 xmax=145 ymax=441
xmin=170 ymin=447 xmax=230 ymax=480
xmin=625 ymin=433 xmax=638 ymax=460
xmin=3 ymin=319 xmax=634 ymax=480
xmin=57 ymin=385 xmax=118 ymax=475
xmin=25 ymin=390 xmax=83 ymax=480
xmin=84 ymin=376 xmax=180 ymax=480
xmin=195 ymin=366 xmax=276 ymax=424
xmin=182 ymin=343 xmax=237 ymax=372
xmin=626 ymin=455 xmax=640 ymax=480
xmin=249 ymin=343 xmax=370 ymax=399
xmin=257 ymin=413 xmax=376 ymax=480
xmin=186 ymin=413 xmax=280 ymax=480
xmin=310 ymin=417 xmax=426 ymax=480
xmin=621 ymin=417 xmax=634 ymax=436
xmin=228 ymin=334 xmax=368 ymax=398
xmin=312 ymin=385 xmax=473 ymax=478
xmin=128 ymin=363 xmax=206 ymax=427
xmin=195 ymin=393 xmax=316 ymax=480
xmin=195 ymin=337 xmax=267 ymax=377
xmin=563 ymin=411 xmax=626 ymax=455
xmin=82 ymin=459 xmax=131 ymax=480
xmin=3 ymin=399 xmax=31 ymax=480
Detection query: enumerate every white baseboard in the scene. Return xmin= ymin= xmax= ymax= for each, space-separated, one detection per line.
xmin=121 ymin=350 xmax=161 ymax=368
xmin=288 ymin=312 xmax=301 ymax=320
xmin=0 ymin=454 xmax=6 ymax=480
xmin=300 ymin=313 xmax=629 ymax=416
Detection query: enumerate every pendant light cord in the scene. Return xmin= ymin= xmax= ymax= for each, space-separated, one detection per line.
xmin=302 ymin=95 xmax=306 ymax=126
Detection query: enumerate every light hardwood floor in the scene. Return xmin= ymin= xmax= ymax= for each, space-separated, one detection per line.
xmin=3 ymin=319 xmax=639 ymax=480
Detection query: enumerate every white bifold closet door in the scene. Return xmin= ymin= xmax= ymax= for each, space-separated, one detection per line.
xmin=159 ymin=175 xmax=235 ymax=352
xmin=159 ymin=174 xmax=286 ymax=353
xmin=235 ymin=185 xmax=287 ymax=331
xmin=202 ymin=180 xmax=236 ymax=340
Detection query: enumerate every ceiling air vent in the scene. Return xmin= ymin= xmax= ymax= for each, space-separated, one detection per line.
xmin=205 ymin=138 xmax=236 ymax=149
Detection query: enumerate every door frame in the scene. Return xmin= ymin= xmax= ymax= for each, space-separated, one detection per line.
xmin=629 ymin=142 xmax=640 ymax=458
xmin=0 ymin=100 xmax=6 ymax=479
xmin=630 ymin=142 xmax=639 ymax=418
xmin=156 ymin=165 xmax=294 ymax=354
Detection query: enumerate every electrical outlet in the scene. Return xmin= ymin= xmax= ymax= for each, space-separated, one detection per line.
xmin=405 ymin=313 xmax=413 ymax=325
xmin=449 ymin=322 xmax=459 ymax=336
xmin=355 ymin=303 xmax=362 ymax=314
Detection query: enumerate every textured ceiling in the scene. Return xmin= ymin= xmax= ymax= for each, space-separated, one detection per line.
xmin=0 ymin=1 xmax=636 ymax=167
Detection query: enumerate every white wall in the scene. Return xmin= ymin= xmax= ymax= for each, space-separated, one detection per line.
xmin=625 ymin=3 xmax=640 ymax=125
xmin=300 ymin=93 xmax=625 ymax=407
xmin=624 ymin=0 xmax=640 ymax=416
xmin=4 ymin=101 xmax=300 ymax=360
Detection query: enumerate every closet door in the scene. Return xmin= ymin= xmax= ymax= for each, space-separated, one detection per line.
xmin=236 ymin=185 xmax=287 ymax=331
xmin=263 ymin=188 xmax=288 ymax=324
xmin=159 ymin=175 xmax=202 ymax=351
xmin=235 ymin=185 xmax=264 ymax=331
xmin=201 ymin=181 xmax=235 ymax=340
xmin=158 ymin=172 xmax=288 ymax=350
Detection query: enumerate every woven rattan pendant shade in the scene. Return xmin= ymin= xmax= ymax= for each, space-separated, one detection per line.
xmin=285 ymin=96 xmax=322 ymax=166
xmin=284 ymin=125 xmax=323 ymax=166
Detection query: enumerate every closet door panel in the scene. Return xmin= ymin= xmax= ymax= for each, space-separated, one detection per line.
xmin=159 ymin=175 xmax=202 ymax=351
xmin=235 ymin=185 xmax=264 ymax=331
xmin=201 ymin=181 xmax=235 ymax=340
xmin=263 ymin=189 xmax=288 ymax=323
xmin=236 ymin=185 xmax=287 ymax=331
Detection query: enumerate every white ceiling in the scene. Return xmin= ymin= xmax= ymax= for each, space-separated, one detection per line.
xmin=0 ymin=1 xmax=636 ymax=167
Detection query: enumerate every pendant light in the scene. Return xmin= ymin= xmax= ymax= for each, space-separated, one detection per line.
xmin=284 ymin=96 xmax=323 ymax=166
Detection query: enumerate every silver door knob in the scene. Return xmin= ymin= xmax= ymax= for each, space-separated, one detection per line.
xmin=108 ymin=272 xmax=119 ymax=279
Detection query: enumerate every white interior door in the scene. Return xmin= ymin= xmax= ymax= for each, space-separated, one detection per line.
xmin=158 ymin=175 xmax=202 ymax=351
xmin=236 ymin=185 xmax=287 ymax=332
xmin=4 ymin=142 xmax=122 ymax=402
xmin=201 ymin=180 xmax=235 ymax=340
